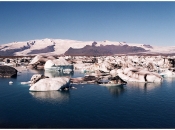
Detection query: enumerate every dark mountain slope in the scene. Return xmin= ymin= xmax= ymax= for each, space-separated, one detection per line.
xmin=64 ymin=42 xmax=148 ymax=56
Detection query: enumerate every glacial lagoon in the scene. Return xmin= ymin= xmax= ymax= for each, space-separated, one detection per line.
xmin=0 ymin=69 xmax=175 ymax=128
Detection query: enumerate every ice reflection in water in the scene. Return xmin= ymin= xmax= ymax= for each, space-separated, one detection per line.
xmin=100 ymin=84 xmax=126 ymax=97
xmin=127 ymin=81 xmax=162 ymax=91
xmin=164 ymin=77 xmax=175 ymax=83
xmin=106 ymin=85 xmax=125 ymax=96
xmin=29 ymin=91 xmax=70 ymax=103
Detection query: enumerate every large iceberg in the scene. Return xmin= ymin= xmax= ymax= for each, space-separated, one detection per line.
xmin=44 ymin=57 xmax=73 ymax=71
xmin=117 ymin=67 xmax=163 ymax=83
xmin=29 ymin=77 xmax=70 ymax=91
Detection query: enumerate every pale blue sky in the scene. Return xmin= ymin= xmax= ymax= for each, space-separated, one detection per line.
xmin=0 ymin=2 xmax=175 ymax=46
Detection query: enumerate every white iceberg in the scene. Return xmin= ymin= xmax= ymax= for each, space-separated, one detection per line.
xmin=117 ymin=67 xmax=163 ymax=83
xmin=44 ymin=57 xmax=73 ymax=71
xmin=29 ymin=55 xmax=44 ymax=65
xmin=159 ymin=70 xmax=175 ymax=78
xmin=29 ymin=77 xmax=70 ymax=91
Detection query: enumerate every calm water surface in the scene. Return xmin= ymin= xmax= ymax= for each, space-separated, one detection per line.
xmin=0 ymin=69 xmax=175 ymax=128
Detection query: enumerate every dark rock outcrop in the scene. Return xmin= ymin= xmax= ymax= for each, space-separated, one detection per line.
xmin=27 ymin=45 xmax=55 ymax=54
xmin=70 ymin=76 xmax=98 ymax=84
xmin=64 ymin=42 xmax=148 ymax=56
xmin=0 ymin=66 xmax=17 ymax=78
xmin=0 ymin=43 xmax=55 ymax=56
xmin=0 ymin=46 xmax=30 ymax=56
xmin=143 ymin=44 xmax=153 ymax=49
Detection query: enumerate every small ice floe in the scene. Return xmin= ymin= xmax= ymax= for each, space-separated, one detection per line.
xmin=9 ymin=81 xmax=13 ymax=84
xmin=64 ymin=88 xmax=69 ymax=91
xmin=71 ymin=86 xmax=77 ymax=89
xmin=21 ymin=81 xmax=31 ymax=85
xmin=99 ymin=83 xmax=123 ymax=87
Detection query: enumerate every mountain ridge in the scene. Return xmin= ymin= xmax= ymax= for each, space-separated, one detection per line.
xmin=0 ymin=38 xmax=174 ymax=56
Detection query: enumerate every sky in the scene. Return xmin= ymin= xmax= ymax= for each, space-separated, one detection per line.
xmin=0 ymin=1 xmax=175 ymax=46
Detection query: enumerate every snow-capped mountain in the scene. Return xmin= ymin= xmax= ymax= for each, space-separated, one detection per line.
xmin=0 ymin=38 xmax=174 ymax=56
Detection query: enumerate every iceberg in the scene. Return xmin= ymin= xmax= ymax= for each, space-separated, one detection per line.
xmin=29 ymin=77 xmax=70 ymax=91
xmin=44 ymin=57 xmax=73 ymax=71
xmin=159 ymin=70 xmax=175 ymax=78
xmin=117 ymin=67 xmax=163 ymax=83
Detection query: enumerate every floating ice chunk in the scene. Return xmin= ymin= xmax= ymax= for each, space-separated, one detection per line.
xmin=9 ymin=81 xmax=13 ymax=84
xmin=159 ymin=70 xmax=175 ymax=78
xmin=29 ymin=77 xmax=70 ymax=91
xmin=21 ymin=81 xmax=31 ymax=85
xmin=117 ymin=68 xmax=163 ymax=83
